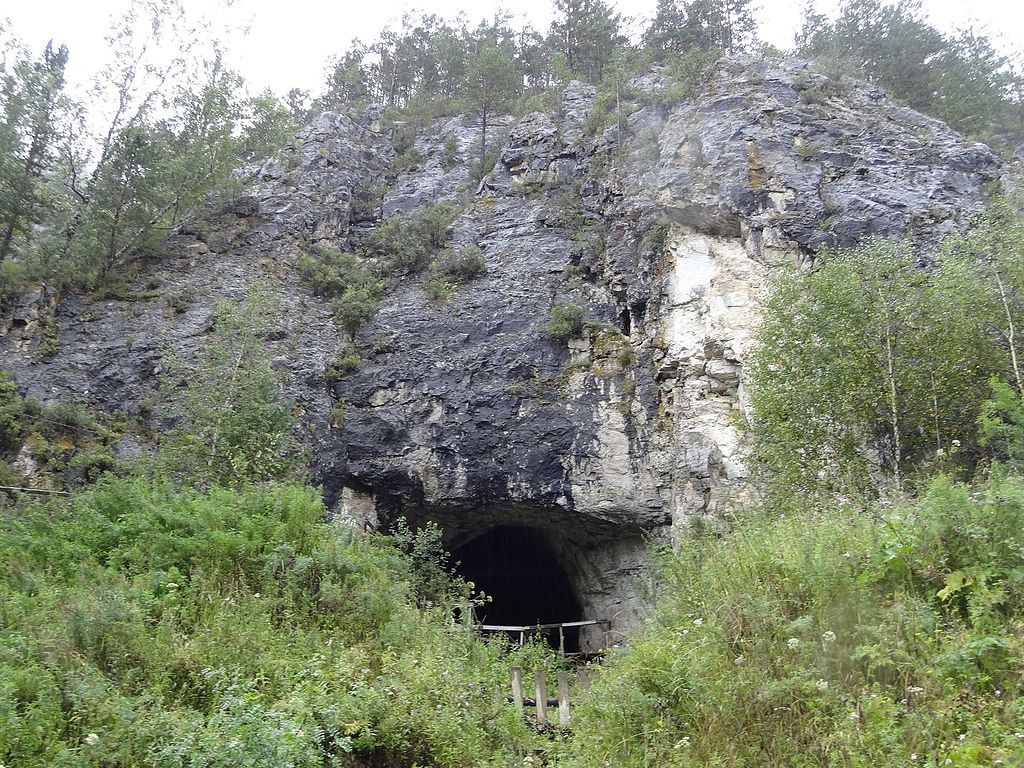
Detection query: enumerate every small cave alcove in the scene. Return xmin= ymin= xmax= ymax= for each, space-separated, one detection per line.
xmin=452 ymin=525 xmax=584 ymax=652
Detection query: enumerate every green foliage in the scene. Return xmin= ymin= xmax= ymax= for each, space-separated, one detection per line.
xmin=0 ymin=261 xmax=26 ymax=314
xmin=156 ymin=285 xmax=299 ymax=487
xmin=331 ymin=286 xmax=381 ymax=340
xmin=563 ymin=473 xmax=1024 ymax=767
xmin=298 ymin=245 xmax=377 ymax=298
xmin=432 ymin=243 xmax=487 ymax=281
xmin=796 ymin=140 xmax=820 ymax=159
xmin=797 ymin=0 xmax=1024 ymax=142
xmin=424 ymin=276 xmax=454 ymax=304
xmin=0 ymin=369 xmax=121 ymax=491
xmin=0 ymin=475 xmax=542 ymax=767
xmin=749 ymin=203 xmax=1024 ymax=505
xmin=389 ymin=518 xmax=468 ymax=608
xmin=644 ymin=0 xmax=756 ymax=59
xmin=0 ymin=7 xmax=298 ymax=291
xmin=365 ymin=202 xmax=460 ymax=274
xmin=0 ymin=40 xmax=68 ymax=264
xmin=325 ymin=348 xmax=362 ymax=381
xmin=296 ymin=245 xmax=383 ymax=338
xmin=550 ymin=0 xmax=625 ymax=84
xmin=979 ymin=378 xmax=1024 ymax=469
xmin=546 ymin=301 xmax=587 ymax=341
xmin=388 ymin=145 xmax=423 ymax=175
xmin=0 ymin=370 xmax=27 ymax=453
xmin=441 ymin=135 xmax=459 ymax=170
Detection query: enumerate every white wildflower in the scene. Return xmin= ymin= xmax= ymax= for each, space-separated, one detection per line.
xmin=787 ymin=637 xmax=801 ymax=650
xmin=821 ymin=630 xmax=837 ymax=643
xmin=84 ymin=733 xmax=99 ymax=746
xmin=816 ymin=679 xmax=829 ymax=691
xmin=693 ymin=618 xmax=704 ymax=626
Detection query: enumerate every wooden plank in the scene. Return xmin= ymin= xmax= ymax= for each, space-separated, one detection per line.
xmin=534 ymin=668 xmax=548 ymax=727
xmin=557 ymin=671 xmax=571 ymax=727
xmin=479 ymin=619 xmax=608 ymax=632
xmin=510 ymin=668 xmax=524 ymax=719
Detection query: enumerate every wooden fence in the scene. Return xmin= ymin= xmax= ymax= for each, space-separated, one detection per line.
xmin=509 ymin=666 xmax=591 ymax=728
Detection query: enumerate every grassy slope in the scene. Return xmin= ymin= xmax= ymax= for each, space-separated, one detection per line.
xmin=2 ymin=475 xmax=1023 ymax=767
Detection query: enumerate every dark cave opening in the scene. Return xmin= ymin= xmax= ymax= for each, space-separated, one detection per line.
xmin=619 ymin=307 xmax=631 ymax=336
xmin=452 ymin=525 xmax=583 ymax=652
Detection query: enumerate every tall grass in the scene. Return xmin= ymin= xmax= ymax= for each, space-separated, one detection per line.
xmin=561 ymin=475 xmax=1024 ymax=767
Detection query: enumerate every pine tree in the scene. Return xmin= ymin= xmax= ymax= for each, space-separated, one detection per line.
xmin=549 ymin=0 xmax=623 ymax=83
xmin=466 ymin=41 xmax=521 ymax=175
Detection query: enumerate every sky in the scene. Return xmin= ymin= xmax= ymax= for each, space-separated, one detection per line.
xmin=3 ymin=0 xmax=1023 ymax=98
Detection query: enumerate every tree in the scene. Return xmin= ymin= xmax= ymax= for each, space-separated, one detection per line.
xmin=797 ymin=0 xmax=1022 ymax=139
xmin=749 ymin=234 xmax=1011 ymax=505
xmin=645 ymin=0 xmax=755 ymax=59
xmin=549 ymin=0 xmax=623 ymax=83
xmin=0 ymin=41 xmax=69 ymax=262
xmin=465 ymin=42 xmax=521 ymax=175
xmin=157 ymin=283 xmax=299 ymax=486
xmin=47 ymin=2 xmax=294 ymax=287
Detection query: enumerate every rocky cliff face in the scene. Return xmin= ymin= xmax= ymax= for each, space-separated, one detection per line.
xmin=0 ymin=57 xmax=1001 ymax=647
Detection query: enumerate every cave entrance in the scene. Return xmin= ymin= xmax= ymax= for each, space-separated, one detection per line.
xmin=452 ymin=525 xmax=583 ymax=653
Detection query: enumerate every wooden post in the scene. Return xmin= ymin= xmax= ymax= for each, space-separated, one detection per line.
xmin=534 ymin=668 xmax=548 ymax=727
xmin=510 ymin=668 xmax=524 ymax=719
xmin=557 ymin=670 xmax=571 ymax=727
xmin=577 ymin=668 xmax=591 ymax=690
xmin=559 ymin=625 xmax=565 ymax=657
xmin=462 ymin=602 xmax=474 ymax=640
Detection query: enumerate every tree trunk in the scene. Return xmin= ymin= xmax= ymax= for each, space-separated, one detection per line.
xmin=994 ymin=267 xmax=1024 ymax=393
xmin=879 ymin=287 xmax=902 ymax=493
xmin=0 ymin=220 xmax=15 ymax=263
xmin=480 ymin=102 xmax=489 ymax=178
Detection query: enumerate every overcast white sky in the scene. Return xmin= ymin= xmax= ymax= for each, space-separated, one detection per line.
xmin=4 ymin=0 xmax=1023 ymax=97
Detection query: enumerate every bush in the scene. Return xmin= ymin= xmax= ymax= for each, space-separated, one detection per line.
xmin=365 ymin=202 xmax=461 ymax=274
xmin=156 ymin=286 xmax=299 ymax=487
xmin=389 ymin=146 xmax=423 ymax=175
xmin=325 ymin=349 xmax=362 ymax=381
xmin=0 ymin=476 xmax=539 ymax=767
xmin=546 ymin=302 xmax=587 ymax=340
xmin=431 ymin=244 xmax=487 ymax=281
xmin=331 ymin=286 xmax=380 ymax=339
xmin=441 ymin=136 xmax=459 ymax=170
xmin=297 ymin=245 xmax=378 ymax=299
xmin=0 ymin=370 xmax=27 ymax=451
xmin=0 ymin=260 xmax=26 ymax=315
xmin=423 ymin=276 xmax=453 ymax=304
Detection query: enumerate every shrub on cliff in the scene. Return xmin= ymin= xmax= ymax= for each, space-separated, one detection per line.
xmin=546 ymin=301 xmax=587 ymax=340
xmin=432 ymin=244 xmax=487 ymax=281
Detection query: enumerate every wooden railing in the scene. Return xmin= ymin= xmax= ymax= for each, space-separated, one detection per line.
xmin=478 ymin=619 xmax=611 ymax=655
